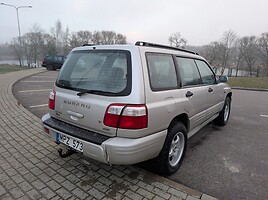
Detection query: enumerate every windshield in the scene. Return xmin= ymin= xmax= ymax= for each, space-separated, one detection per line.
xmin=56 ymin=50 xmax=131 ymax=96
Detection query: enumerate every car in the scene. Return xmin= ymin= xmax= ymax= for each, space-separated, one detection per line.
xmin=41 ymin=41 xmax=232 ymax=175
xmin=41 ymin=55 xmax=66 ymax=71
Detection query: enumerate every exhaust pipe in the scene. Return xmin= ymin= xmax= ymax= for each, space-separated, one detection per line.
xmin=58 ymin=148 xmax=76 ymax=158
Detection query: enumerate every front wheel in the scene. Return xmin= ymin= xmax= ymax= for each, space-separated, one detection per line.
xmin=155 ymin=122 xmax=187 ymax=176
xmin=214 ymin=96 xmax=231 ymax=126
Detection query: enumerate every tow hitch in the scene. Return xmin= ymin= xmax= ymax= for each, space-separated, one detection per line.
xmin=58 ymin=148 xmax=76 ymax=158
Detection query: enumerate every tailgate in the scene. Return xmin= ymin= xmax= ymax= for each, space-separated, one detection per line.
xmin=51 ymin=88 xmax=117 ymax=137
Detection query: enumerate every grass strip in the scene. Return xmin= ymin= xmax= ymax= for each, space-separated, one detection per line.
xmin=0 ymin=64 xmax=27 ymax=74
xmin=228 ymin=77 xmax=268 ymax=89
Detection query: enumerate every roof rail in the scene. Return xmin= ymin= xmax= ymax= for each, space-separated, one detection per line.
xmin=135 ymin=41 xmax=198 ymax=55
xmin=82 ymin=44 xmax=95 ymax=46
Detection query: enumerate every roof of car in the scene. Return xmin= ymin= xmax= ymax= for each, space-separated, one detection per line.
xmin=72 ymin=41 xmax=204 ymax=61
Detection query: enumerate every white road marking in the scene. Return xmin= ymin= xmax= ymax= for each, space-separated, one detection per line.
xmin=29 ymin=104 xmax=48 ymax=108
xmin=260 ymin=115 xmax=268 ymax=118
xmin=19 ymin=89 xmax=51 ymax=93
xmin=21 ymin=81 xmax=54 ymax=83
xmin=30 ymin=76 xmax=56 ymax=78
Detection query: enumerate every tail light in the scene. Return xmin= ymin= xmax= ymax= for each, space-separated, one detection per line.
xmin=48 ymin=90 xmax=56 ymax=110
xmin=44 ymin=127 xmax=50 ymax=134
xmin=104 ymin=104 xmax=148 ymax=129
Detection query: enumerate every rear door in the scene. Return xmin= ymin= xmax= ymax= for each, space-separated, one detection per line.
xmin=175 ymin=57 xmax=209 ymax=130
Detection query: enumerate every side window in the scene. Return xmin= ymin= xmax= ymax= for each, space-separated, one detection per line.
xmin=195 ymin=60 xmax=216 ymax=85
xmin=146 ymin=53 xmax=178 ymax=91
xmin=56 ymin=56 xmax=62 ymax=62
xmin=46 ymin=55 xmax=53 ymax=61
xmin=176 ymin=57 xmax=202 ymax=86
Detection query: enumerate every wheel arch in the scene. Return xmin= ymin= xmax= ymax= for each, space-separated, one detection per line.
xmin=226 ymin=92 xmax=232 ymax=100
xmin=168 ymin=113 xmax=190 ymax=133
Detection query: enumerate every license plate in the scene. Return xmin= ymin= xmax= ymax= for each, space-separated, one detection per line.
xmin=56 ymin=133 xmax=83 ymax=152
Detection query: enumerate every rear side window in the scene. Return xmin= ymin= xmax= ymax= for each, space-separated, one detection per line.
xmin=176 ymin=57 xmax=202 ymax=86
xmin=146 ymin=53 xmax=178 ymax=91
xmin=195 ymin=60 xmax=216 ymax=85
xmin=46 ymin=55 xmax=53 ymax=61
xmin=56 ymin=50 xmax=131 ymax=96
xmin=55 ymin=56 xmax=62 ymax=61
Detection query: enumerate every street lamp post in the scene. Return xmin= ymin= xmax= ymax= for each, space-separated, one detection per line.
xmin=1 ymin=3 xmax=32 ymax=67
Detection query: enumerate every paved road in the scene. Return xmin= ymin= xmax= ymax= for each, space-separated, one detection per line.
xmin=169 ymin=90 xmax=268 ymax=200
xmin=1 ymin=69 xmax=212 ymax=200
xmin=13 ymin=71 xmax=58 ymax=119
xmin=13 ymin=70 xmax=268 ymax=199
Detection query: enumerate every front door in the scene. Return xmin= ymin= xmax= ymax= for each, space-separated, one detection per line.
xmin=194 ymin=60 xmax=224 ymax=120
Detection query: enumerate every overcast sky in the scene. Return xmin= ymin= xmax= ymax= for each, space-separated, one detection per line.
xmin=0 ymin=0 xmax=268 ymax=46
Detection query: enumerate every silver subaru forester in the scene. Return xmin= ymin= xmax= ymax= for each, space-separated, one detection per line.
xmin=42 ymin=41 xmax=232 ymax=175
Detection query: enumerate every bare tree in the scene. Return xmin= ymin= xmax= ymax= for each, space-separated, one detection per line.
xmin=51 ymin=20 xmax=62 ymax=53
xmin=257 ymin=32 xmax=268 ymax=76
xmin=6 ymin=23 xmax=128 ymax=65
xmin=115 ymin=33 xmax=127 ymax=44
xmin=168 ymin=32 xmax=187 ymax=48
xmin=102 ymin=31 xmax=116 ymax=44
xmin=77 ymin=30 xmax=92 ymax=44
xmin=69 ymin=33 xmax=79 ymax=49
xmin=43 ymin=33 xmax=57 ymax=55
xmin=92 ymin=31 xmax=127 ymax=45
xmin=69 ymin=30 xmax=93 ymax=48
xmin=62 ymin=27 xmax=70 ymax=55
xmin=20 ymin=34 xmax=31 ymax=66
xmin=239 ymin=36 xmax=258 ymax=76
xmin=219 ymin=30 xmax=237 ymax=75
xmin=29 ymin=25 xmax=45 ymax=66
xmin=92 ymin=31 xmax=103 ymax=45
xmin=11 ymin=38 xmax=22 ymax=66
xmin=201 ymin=42 xmax=221 ymax=67
xmin=50 ymin=20 xmax=70 ymax=55
xmin=233 ymin=41 xmax=244 ymax=77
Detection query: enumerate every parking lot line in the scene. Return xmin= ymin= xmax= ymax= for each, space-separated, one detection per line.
xmin=30 ymin=104 xmax=48 ymax=108
xmin=21 ymin=81 xmax=54 ymax=83
xmin=30 ymin=75 xmax=56 ymax=78
xmin=19 ymin=89 xmax=51 ymax=93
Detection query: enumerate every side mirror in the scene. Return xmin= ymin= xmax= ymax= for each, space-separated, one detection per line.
xmin=218 ymin=75 xmax=228 ymax=83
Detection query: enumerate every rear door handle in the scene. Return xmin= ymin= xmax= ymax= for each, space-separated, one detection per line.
xmin=208 ymin=88 xmax=213 ymax=93
xmin=186 ymin=91 xmax=193 ymax=97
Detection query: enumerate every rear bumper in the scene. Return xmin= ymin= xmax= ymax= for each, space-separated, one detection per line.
xmin=41 ymin=114 xmax=166 ymax=165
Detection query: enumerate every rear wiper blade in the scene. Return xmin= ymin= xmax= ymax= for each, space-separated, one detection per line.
xmin=77 ymin=90 xmax=117 ymax=96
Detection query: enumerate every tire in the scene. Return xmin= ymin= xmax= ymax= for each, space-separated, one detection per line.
xmin=214 ymin=97 xmax=231 ymax=126
xmin=154 ymin=122 xmax=187 ymax=176
xmin=46 ymin=65 xmax=52 ymax=71
xmin=52 ymin=65 xmax=57 ymax=71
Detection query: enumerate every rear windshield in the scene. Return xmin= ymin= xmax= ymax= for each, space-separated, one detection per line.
xmin=56 ymin=50 xmax=131 ymax=96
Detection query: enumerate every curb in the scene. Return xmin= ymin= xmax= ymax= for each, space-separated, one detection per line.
xmin=231 ymin=87 xmax=268 ymax=92
xmin=0 ymin=69 xmax=218 ymax=200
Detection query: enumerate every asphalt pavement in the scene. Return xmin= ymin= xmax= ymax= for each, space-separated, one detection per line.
xmin=169 ymin=90 xmax=268 ymax=200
